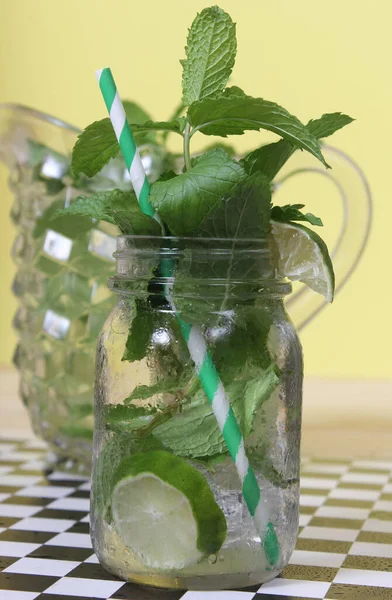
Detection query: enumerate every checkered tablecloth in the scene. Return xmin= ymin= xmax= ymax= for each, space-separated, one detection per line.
xmin=0 ymin=436 xmax=392 ymax=600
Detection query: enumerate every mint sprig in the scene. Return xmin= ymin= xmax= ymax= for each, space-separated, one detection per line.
xmin=187 ymin=91 xmax=328 ymax=167
xmin=54 ymin=189 xmax=161 ymax=235
xmin=59 ymin=5 xmax=355 ymax=466
xmin=271 ymin=204 xmax=323 ymax=227
xmin=182 ymin=6 xmax=237 ymax=106
xmin=150 ymin=148 xmax=244 ymax=235
xmin=243 ymin=112 xmax=354 ymax=180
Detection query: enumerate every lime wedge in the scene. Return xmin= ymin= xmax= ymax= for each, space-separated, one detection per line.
xmin=271 ymin=220 xmax=335 ymax=302
xmin=111 ymin=450 xmax=226 ymax=569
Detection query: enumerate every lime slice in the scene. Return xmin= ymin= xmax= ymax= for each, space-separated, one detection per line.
xmin=111 ymin=450 xmax=226 ymax=570
xmin=271 ymin=220 xmax=335 ymax=302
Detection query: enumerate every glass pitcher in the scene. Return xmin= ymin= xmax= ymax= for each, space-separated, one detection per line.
xmin=0 ymin=103 xmax=372 ymax=471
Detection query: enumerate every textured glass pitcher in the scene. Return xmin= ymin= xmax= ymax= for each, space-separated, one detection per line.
xmin=0 ymin=104 xmax=372 ymax=471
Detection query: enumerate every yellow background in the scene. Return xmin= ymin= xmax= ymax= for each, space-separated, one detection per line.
xmin=0 ymin=0 xmax=390 ymax=378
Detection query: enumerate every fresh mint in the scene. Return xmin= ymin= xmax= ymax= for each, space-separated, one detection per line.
xmin=187 ymin=91 xmax=328 ymax=167
xmin=242 ymin=139 xmax=296 ymax=181
xmin=243 ymin=112 xmax=354 ymax=181
xmin=197 ymin=171 xmax=271 ymax=239
xmin=54 ymin=189 xmax=161 ymax=235
xmin=150 ymin=148 xmax=244 ymax=235
xmin=182 ymin=6 xmax=236 ymax=106
xmin=153 ymin=366 xmax=280 ymax=458
xmin=271 ymin=203 xmax=323 ymax=227
xmin=103 ymin=404 xmax=156 ymax=435
xmin=307 ymin=112 xmax=354 ymax=139
xmin=125 ymin=379 xmax=183 ymax=403
xmin=72 ymin=119 xmax=120 ymax=177
xmin=122 ymin=299 xmax=154 ymax=362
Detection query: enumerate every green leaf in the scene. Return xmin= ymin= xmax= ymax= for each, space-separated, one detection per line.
xmin=202 ymin=141 xmax=237 ymax=156
xmin=71 ymin=107 xmax=179 ymax=178
xmin=72 ymin=119 xmax=120 ymax=177
xmin=123 ymin=100 xmax=152 ymax=125
xmin=170 ymin=174 xmax=272 ymax=321
xmin=182 ymin=6 xmax=237 ymax=106
xmin=122 ymin=299 xmax=154 ymax=362
xmin=307 ymin=112 xmax=354 ymax=139
xmin=197 ymin=171 xmax=271 ymax=239
xmin=153 ymin=366 xmax=280 ymax=457
xmin=213 ymin=307 xmax=275 ymax=379
xmin=162 ymin=103 xmax=185 ymax=142
xmin=130 ymin=117 xmax=187 ymax=135
xmin=153 ymin=391 xmax=227 ymax=457
xmin=188 ymin=94 xmax=328 ymax=167
xmin=103 ymin=404 xmax=156 ymax=435
xmin=54 ymin=189 xmax=161 ymax=235
xmin=271 ymin=204 xmax=323 ymax=227
xmin=123 ymin=100 xmax=156 ymax=144
xmin=242 ymin=364 xmax=281 ymax=435
xmin=125 ymin=378 xmax=181 ymax=403
xmin=149 ymin=148 xmax=245 ymax=235
xmin=243 ymin=112 xmax=354 ymax=181
xmin=242 ymin=139 xmax=295 ymax=181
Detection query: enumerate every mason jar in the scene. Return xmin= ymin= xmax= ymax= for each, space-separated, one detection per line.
xmin=90 ymin=235 xmax=303 ymax=590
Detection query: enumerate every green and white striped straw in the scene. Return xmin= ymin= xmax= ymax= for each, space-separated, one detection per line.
xmin=96 ymin=67 xmax=279 ymax=566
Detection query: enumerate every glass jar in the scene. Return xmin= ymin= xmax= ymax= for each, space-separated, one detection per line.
xmin=91 ymin=235 xmax=303 ymax=590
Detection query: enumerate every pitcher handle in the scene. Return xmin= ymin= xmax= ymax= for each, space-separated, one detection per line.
xmin=274 ymin=144 xmax=372 ymax=331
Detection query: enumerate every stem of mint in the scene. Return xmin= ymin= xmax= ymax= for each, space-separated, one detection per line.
xmin=183 ymin=122 xmax=192 ymax=171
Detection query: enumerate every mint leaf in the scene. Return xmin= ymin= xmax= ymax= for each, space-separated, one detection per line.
xmin=271 ymin=204 xmax=323 ymax=227
xmin=104 ymin=404 xmax=156 ymax=435
xmin=122 ymin=299 xmax=154 ymax=362
xmin=149 ymin=148 xmax=244 ymax=235
xmin=182 ymin=6 xmax=237 ymax=106
xmin=125 ymin=378 xmax=181 ymax=403
xmin=203 ymin=141 xmax=237 ymax=156
xmin=197 ymin=172 xmax=271 ymax=239
xmin=123 ymin=100 xmax=152 ymax=125
xmin=153 ymin=366 xmax=280 ymax=457
xmin=188 ymin=94 xmax=328 ymax=167
xmin=71 ymin=112 xmax=182 ymax=178
xmin=243 ymin=112 xmax=354 ymax=181
xmin=162 ymin=103 xmax=185 ymax=142
xmin=54 ymin=189 xmax=161 ymax=235
xmin=153 ymin=391 xmax=227 ymax=457
xmin=213 ymin=307 xmax=275 ymax=379
xmin=307 ymin=112 xmax=354 ymax=139
xmin=242 ymin=364 xmax=280 ymax=435
xmin=72 ymin=119 xmax=119 ymax=177
xmin=123 ymin=100 xmax=156 ymax=144
xmin=130 ymin=118 xmax=187 ymax=135
xmin=242 ymin=139 xmax=294 ymax=181
xmin=170 ymin=174 xmax=272 ymax=321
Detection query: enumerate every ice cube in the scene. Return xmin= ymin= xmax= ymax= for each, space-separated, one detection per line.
xmin=43 ymin=309 xmax=70 ymax=340
xmin=43 ymin=230 xmax=73 ymax=261
xmin=40 ymin=154 xmax=68 ymax=179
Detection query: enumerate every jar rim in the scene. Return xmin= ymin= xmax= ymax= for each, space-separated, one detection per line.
xmin=111 ymin=234 xmax=292 ymax=300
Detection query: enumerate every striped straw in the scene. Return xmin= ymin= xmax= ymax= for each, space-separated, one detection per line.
xmin=96 ymin=67 xmax=279 ymax=566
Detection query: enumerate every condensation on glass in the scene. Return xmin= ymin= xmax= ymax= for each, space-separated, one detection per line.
xmin=91 ymin=236 xmax=304 ymax=590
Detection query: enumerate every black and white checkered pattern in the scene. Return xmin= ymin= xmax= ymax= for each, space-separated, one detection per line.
xmin=1 ymin=436 xmax=392 ymax=599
